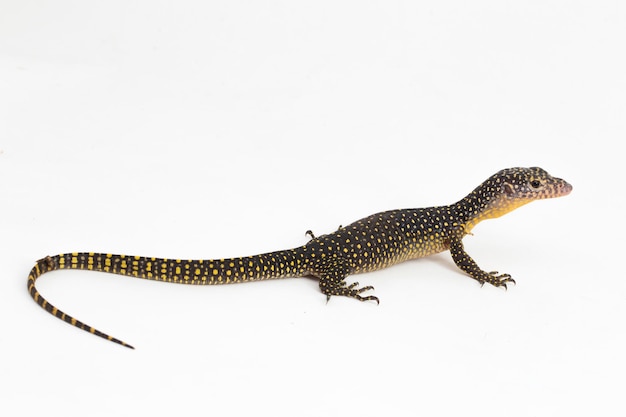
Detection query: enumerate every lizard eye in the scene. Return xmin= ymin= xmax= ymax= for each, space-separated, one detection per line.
xmin=530 ymin=179 xmax=542 ymax=189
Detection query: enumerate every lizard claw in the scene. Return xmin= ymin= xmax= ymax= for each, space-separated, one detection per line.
xmin=356 ymin=294 xmax=380 ymax=304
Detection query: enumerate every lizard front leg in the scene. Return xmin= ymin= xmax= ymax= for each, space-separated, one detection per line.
xmin=449 ymin=238 xmax=516 ymax=289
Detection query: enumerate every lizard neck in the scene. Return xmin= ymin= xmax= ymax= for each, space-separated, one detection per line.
xmin=453 ymin=190 xmax=532 ymax=234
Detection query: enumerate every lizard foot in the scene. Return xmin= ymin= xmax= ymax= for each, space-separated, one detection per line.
xmin=485 ymin=271 xmax=516 ymax=290
xmin=322 ymin=281 xmax=380 ymax=304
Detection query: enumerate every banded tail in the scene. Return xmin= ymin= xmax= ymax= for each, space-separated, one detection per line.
xmin=28 ymin=250 xmax=307 ymax=349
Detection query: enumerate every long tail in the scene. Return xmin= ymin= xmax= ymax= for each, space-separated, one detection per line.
xmin=28 ymin=255 xmax=135 ymax=348
xmin=28 ymin=250 xmax=306 ymax=349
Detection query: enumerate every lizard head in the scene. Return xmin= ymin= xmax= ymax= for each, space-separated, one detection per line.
xmin=459 ymin=167 xmax=572 ymax=231
xmin=495 ymin=166 xmax=573 ymax=201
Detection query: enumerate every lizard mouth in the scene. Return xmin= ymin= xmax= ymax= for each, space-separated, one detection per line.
xmin=556 ymin=180 xmax=573 ymax=197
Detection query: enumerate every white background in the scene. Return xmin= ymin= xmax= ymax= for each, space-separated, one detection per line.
xmin=1 ymin=1 xmax=624 ymax=416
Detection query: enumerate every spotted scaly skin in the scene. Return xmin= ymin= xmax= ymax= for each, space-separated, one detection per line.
xmin=28 ymin=167 xmax=572 ymax=348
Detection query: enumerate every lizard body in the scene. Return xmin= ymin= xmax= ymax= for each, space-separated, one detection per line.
xmin=28 ymin=167 xmax=572 ymax=348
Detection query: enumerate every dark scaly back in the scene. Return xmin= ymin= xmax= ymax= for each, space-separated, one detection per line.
xmin=300 ymin=207 xmax=460 ymax=276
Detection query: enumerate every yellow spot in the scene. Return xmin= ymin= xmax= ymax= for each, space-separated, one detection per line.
xmin=176 ymin=267 xmax=181 ymax=275
xmin=213 ymin=269 xmax=219 ymax=276
xmin=195 ymin=268 xmax=201 ymax=276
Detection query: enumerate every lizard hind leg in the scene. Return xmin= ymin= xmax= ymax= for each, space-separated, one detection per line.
xmin=317 ymin=262 xmax=379 ymax=304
